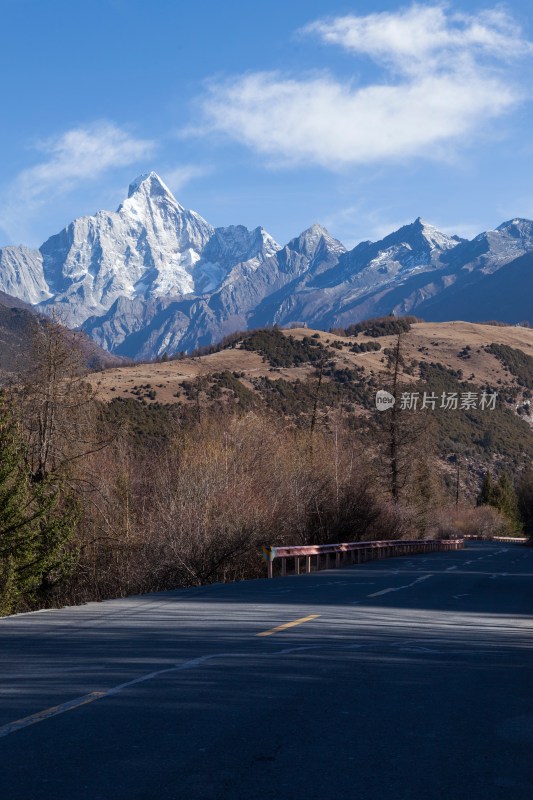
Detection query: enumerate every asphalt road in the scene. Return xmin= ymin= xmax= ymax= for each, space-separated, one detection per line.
xmin=0 ymin=541 xmax=532 ymax=800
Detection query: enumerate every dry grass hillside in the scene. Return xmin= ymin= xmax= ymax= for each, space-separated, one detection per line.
xmin=90 ymin=321 xmax=533 ymax=405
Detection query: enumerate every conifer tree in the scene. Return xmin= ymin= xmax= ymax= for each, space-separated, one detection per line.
xmin=477 ymin=471 xmax=495 ymax=507
xmin=494 ymin=473 xmax=520 ymax=530
xmin=477 ymin=470 xmax=520 ymax=532
xmin=0 ymin=396 xmax=78 ymax=615
xmin=516 ymin=468 xmax=533 ymax=536
xmin=0 ymin=397 xmax=33 ymax=614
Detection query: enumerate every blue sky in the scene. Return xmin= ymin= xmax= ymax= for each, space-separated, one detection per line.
xmin=1 ymin=0 xmax=533 ymax=248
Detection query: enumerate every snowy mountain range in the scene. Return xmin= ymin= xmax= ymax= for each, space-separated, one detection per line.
xmin=1 ymin=172 xmax=533 ymax=359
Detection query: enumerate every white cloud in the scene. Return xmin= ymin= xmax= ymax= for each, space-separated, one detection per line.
xmin=322 ymin=202 xmax=414 ymax=248
xmin=439 ymin=222 xmax=483 ymax=240
xmin=163 ymin=164 xmax=211 ymax=195
xmin=302 ymin=5 xmax=531 ymax=74
xmin=324 ymin=202 xmax=486 ymax=247
xmin=0 ymin=122 xmax=155 ymax=243
xmin=197 ymin=4 xmax=531 ymax=169
xmin=17 ymin=122 xmax=154 ymax=199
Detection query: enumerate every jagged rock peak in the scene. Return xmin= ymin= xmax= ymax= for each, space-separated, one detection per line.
xmin=306 ymin=222 xmax=330 ymax=235
xmin=292 ymin=223 xmax=345 ymax=258
xmin=389 ymin=217 xmax=459 ymax=251
xmin=300 ymin=222 xmax=337 ymax=238
xmin=496 ymin=218 xmax=533 ymax=239
xmin=122 ymin=172 xmax=212 ymax=239
xmin=127 ymin=171 xmax=177 ymax=201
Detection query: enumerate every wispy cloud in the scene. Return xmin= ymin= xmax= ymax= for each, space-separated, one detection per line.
xmin=196 ymin=4 xmax=532 ymax=169
xmin=303 ymin=5 xmax=531 ymax=74
xmin=439 ymin=222 xmax=484 ymax=240
xmin=322 ymin=201 xmax=487 ymax=247
xmin=0 ymin=122 xmax=155 ymax=243
xmin=322 ymin=203 xmax=414 ymax=248
xmin=163 ymin=164 xmax=211 ymax=196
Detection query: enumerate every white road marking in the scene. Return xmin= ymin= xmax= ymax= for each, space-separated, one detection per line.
xmin=446 ymin=566 xmax=458 ymax=571
xmin=0 ymin=646 xmax=320 ymax=739
xmin=367 ymin=574 xmax=433 ymax=598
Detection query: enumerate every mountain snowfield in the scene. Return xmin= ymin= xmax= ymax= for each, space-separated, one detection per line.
xmin=1 ymin=172 xmax=533 ymax=359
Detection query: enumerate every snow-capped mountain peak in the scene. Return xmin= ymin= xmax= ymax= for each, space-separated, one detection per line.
xmin=291 ymin=223 xmax=346 ymax=259
xmin=35 ymin=173 xmax=219 ymax=321
xmin=5 ymin=174 xmax=283 ymax=326
xmin=123 ymin=171 xmax=194 ymax=220
xmin=2 ymin=174 xmax=533 ymax=360
xmin=400 ymin=217 xmax=459 ymax=251
xmin=446 ymin=217 xmax=533 ymax=277
xmin=123 ymin=174 xmax=213 ymax=253
xmin=127 ymin=171 xmax=175 ymax=200
xmin=496 ymin=218 xmax=533 ymax=241
xmin=345 ymin=218 xmax=459 ymax=279
xmin=121 ymin=171 xmax=208 ymax=237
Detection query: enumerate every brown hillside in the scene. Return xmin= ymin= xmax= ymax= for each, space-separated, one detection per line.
xmin=90 ymin=321 xmax=533 ymax=405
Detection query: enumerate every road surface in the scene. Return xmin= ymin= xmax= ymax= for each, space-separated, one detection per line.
xmin=0 ymin=541 xmax=532 ymax=799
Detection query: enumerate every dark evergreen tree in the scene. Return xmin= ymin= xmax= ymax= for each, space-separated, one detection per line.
xmin=477 ymin=470 xmax=520 ymax=531
xmin=477 ymin=471 xmax=495 ymax=506
xmin=0 ymin=398 xmax=33 ymax=614
xmin=516 ymin=468 xmax=533 ymax=536
xmin=0 ymin=397 xmax=78 ymax=615
xmin=494 ymin=473 xmax=520 ymax=529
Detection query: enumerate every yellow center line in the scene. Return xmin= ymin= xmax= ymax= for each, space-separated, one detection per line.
xmin=256 ymin=614 xmax=321 ymax=637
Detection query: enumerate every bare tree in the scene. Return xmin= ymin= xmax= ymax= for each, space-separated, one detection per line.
xmin=375 ymin=333 xmax=435 ymax=508
xmin=14 ymin=317 xmax=109 ymax=484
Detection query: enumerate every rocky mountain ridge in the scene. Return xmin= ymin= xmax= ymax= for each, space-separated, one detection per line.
xmin=1 ymin=173 xmax=532 ymax=359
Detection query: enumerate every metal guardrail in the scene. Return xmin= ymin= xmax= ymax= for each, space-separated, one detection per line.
xmin=464 ymin=535 xmax=528 ymax=543
xmin=262 ymin=538 xmax=463 ymax=579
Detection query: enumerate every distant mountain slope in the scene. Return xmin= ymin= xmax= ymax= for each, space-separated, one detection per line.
xmin=0 ymin=290 xmax=122 ymax=380
xmin=0 ymin=298 xmax=36 ymax=376
xmin=0 ymin=289 xmax=33 ymax=311
xmin=417 ymin=252 xmax=533 ymax=323
xmin=1 ymin=173 xmax=533 ymax=359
